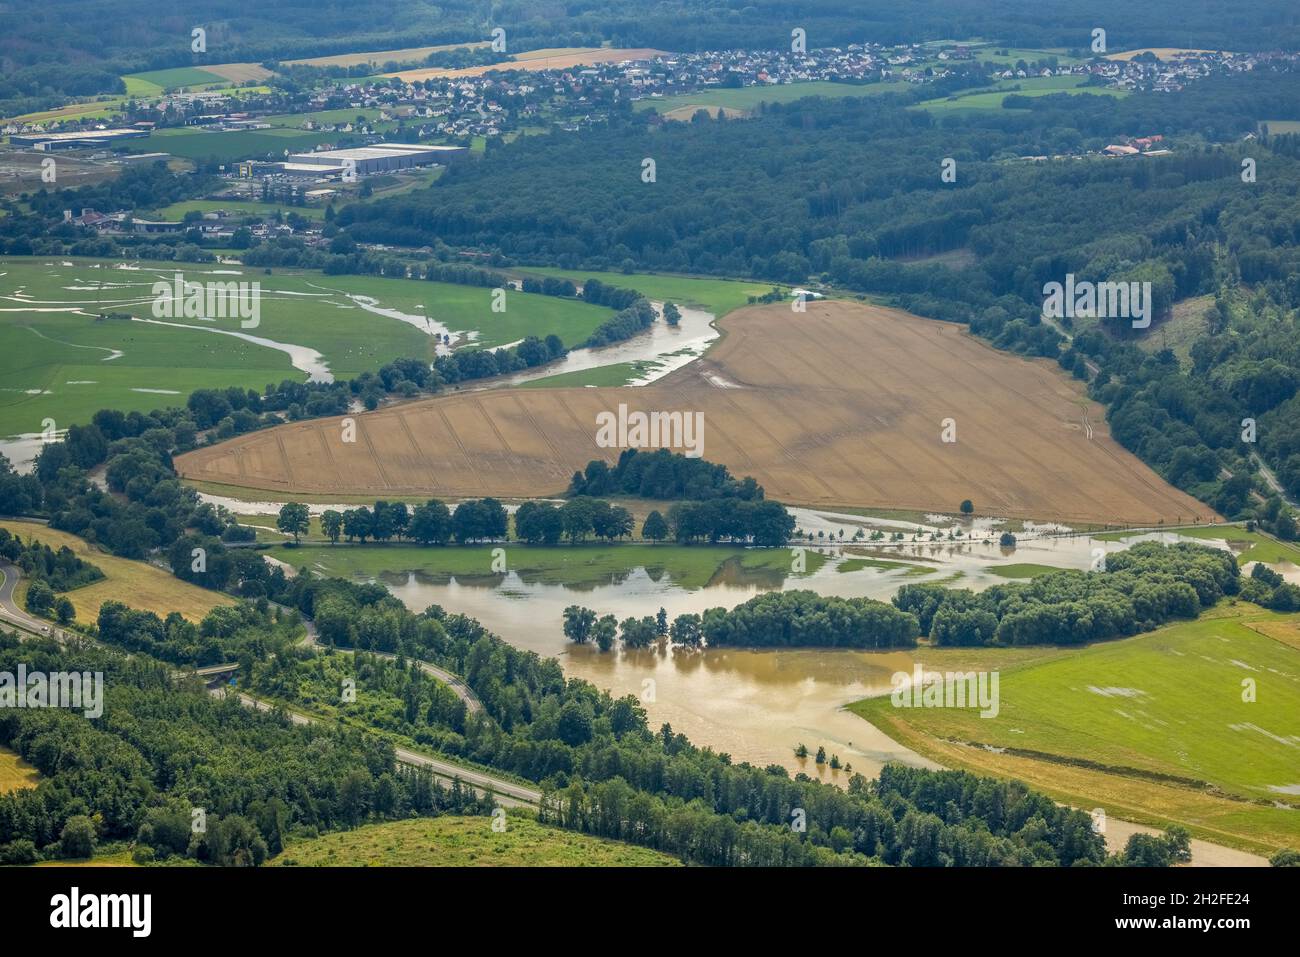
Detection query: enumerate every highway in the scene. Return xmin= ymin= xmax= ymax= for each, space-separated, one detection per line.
xmin=1 ymin=560 xmax=535 ymax=807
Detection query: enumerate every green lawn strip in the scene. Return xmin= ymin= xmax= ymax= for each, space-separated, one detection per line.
xmin=267 ymin=541 xmax=825 ymax=589
xmin=515 ymin=360 xmax=661 ymax=389
xmin=987 ymin=563 xmax=1064 ymax=579
xmin=511 ymin=267 xmax=774 ymax=318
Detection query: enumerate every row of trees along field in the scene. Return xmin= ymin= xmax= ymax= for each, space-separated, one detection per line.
xmin=560 ymin=543 xmax=1245 ymax=651
xmin=563 ymin=590 xmax=920 ymax=652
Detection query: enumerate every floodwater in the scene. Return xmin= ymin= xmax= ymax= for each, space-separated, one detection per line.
xmin=370 ymin=520 xmax=1246 ymax=777
xmin=193 ymin=487 xmax=1250 ymax=778
xmin=487 ymin=303 xmax=718 ymax=388
xmin=128 ymin=316 xmax=333 ymax=383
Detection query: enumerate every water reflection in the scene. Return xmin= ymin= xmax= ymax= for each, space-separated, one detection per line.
xmin=378 ymin=525 xmax=1246 ymax=780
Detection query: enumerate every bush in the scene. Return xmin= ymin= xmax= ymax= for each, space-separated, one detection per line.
xmin=59 ymin=815 xmax=96 ymax=859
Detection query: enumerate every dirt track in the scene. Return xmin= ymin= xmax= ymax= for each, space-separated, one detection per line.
xmin=175 ymin=301 xmax=1215 ymax=526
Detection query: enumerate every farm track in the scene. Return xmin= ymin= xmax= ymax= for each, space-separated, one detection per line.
xmin=176 ymin=302 xmax=1216 ymax=526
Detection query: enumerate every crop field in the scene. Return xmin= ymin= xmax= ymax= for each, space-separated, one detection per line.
xmin=0 ymin=520 xmax=233 ymax=622
xmin=388 ymin=47 xmax=671 ymax=83
xmin=176 ymin=300 xmax=1215 ymax=525
xmin=271 ymin=815 xmax=679 ymax=866
xmin=281 ymin=40 xmax=491 ymax=69
xmin=122 ymin=68 xmax=230 ymax=93
xmin=634 ymin=80 xmax=911 ymax=117
xmin=0 ymin=257 xmax=614 ymax=439
xmin=851 ymin=605 xmax=1300 ymax=853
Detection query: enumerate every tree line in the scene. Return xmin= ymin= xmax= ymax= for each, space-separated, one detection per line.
xmin=894 ymin=542 xmax=1237 ymax=647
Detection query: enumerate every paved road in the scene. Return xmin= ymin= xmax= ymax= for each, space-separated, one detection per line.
xmin=0 ymin=561 xmax=57 ymax=637
xmin=214 ymin=688 xmax=538 ymax=807
xmin=1250 ymin=451 xmax=1299 ymax=511
xmin=1 ymin=561 xmax=532 ymax=806
xmin=298 ymin=622 xmax=484 ymax=716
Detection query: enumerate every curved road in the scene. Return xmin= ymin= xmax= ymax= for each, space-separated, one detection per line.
xmin=296 ymin=619 xmax=483 ymax=716
xmin=214 ymin=688 xmax=538 ymax=807
xmin=0 ymin=561 xmax=57 ymax=636
xmin=2 ymin=562 xmax=528 ymax=805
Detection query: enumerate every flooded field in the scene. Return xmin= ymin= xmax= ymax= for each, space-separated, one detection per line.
xmin=208 ymin=483 xmax=1249 ymax=779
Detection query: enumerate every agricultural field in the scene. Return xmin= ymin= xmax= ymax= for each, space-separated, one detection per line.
xmin=634 ymin=80 xmax=911 ymax=118
xmin=282 ymin=41 xmax=491 ymax=69
xmin=144 ymin=198 xmax=326 ymax=222
xmin=850 ymin=604 xmax=1300 ymax=853
xmin=122 ymin=68 xmax=231 ymax=94
xmin=0 ymin=257 xmax=616 ymax=440
xmin=388 ymin=47 xmax=671 ymax=83
xmin=266 ymin=541 xmax=828 ymax=589
xmin=0 ymin=746 xmax=41 ymax=793
xmin=0 ymin=520 xmax=233 ymax=622
xmin=177 ymin=300 xmax=1215 ymax=526
xmin=964 ymin=46 xmax=1084 ymax=65
xmin=270 ymin=814 xmax=679 ymax=867
xmin=914 ymin=75 xmax=1128 ymax=113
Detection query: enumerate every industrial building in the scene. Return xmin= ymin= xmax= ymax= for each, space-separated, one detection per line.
xmin=10 ymin=129 xmax=149 ymax=150
xmin=282 ymin=143 xmax=466 ymax=176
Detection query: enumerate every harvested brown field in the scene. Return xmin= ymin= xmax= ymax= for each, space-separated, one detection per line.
xmin=1107 ymin=48 xmax=1224 ymax=61
xmin=176 ymin=301 xmax=1216 ymax=526
xmin=387 ymin=47 xmax=670 ymax=82
xmin=285 ymin=41 xmax=490 ymax=69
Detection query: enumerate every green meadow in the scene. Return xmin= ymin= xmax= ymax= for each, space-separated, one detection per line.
xmin=122 ymin=68 xmax=229 ymax=93
xmin=145 ymin=199 xmax=326 ymax=222
xmin=1095 ymin=525 xmax=1300 ymax=565
xmin=634 ymin=80 xmax=911 ymax=115
xmin=120 ymin=127 xmax=338 ymax=163
xmin=851 ymin=605 xmax=1300 ymax=850
xmin=914 ymin=75 xmax=1127 ymax=114
xmin=514 ymin=267 xmax=775 ymax=317
xmin=267 ymin=540 xmax=828 ymax=589
xmin=516 ymin=359 xmax=661 ymax=388
xmin=0 ymin=257 xmax=615 ymax=437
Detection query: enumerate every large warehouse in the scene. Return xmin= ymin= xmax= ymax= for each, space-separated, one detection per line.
xmin=283 ymin=143 xmax=467 ymax=175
